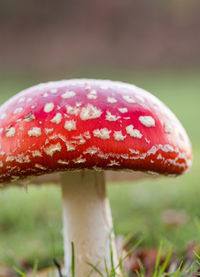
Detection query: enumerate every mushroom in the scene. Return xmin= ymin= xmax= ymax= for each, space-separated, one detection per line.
xmin=0 ymin=79 xmax=192 ymax=276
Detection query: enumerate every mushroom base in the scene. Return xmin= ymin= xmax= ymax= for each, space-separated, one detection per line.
xmin=61 ymin=170 xmax=118 ymax=276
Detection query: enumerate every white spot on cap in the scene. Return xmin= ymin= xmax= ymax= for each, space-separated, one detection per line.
xmin=98 ymin=153 xmax=109 ymax=159
xmin=56 ymin=134 xmax=67 ymax=142
xmin=27 ymin=97 xmax=32 ymax=103
xmin=66 ymin=105 xmax=80 ymax=116
xmin=106 ymin=112 xmax=120 ymax=121
xmin=66 ymin=142 xmax=76 ymax=151
xmin=58 ymin=160 xmax=69 ymax=165
xmin=148 ymin=144 xmax=175 ymax=156
xmin=135 ymin=95 xmax=145 ymax=102
xmin=61 ymin=91 xmax=76 ymax=99
xmin=64 ymin=120 xmax=76 ymax=131
xmin=108 ymin=160 xmax=120 ymax=166
xmin=118 ymin=108 xmax=128 ymax=113
xmin=84 ymin=146 xmax=99 ymax=155
xmin=97 ymin=153 xmax=108 ymax=159
xmin=43 ymin=93 xmax=48 ymax=98
xmin=73 ymin=156 xmax=86 ymax=164
xmin=51 ymin=113 xmax=62 ymax=124
xmin=28 ymin=127 xmax=41 ymax=137
xmin=44 ymin=143 xmax=62 ymax=157
xmin=129 ymin=149 xmax=140 ymax=154
xmin=16 ymin=155 xmax=31 ymax=164
xmin=162 ymin=144 xmax=174 ymax=152
xmin=0 ymin=161 xmax=3 ymax=167
xmin=114 ymin=131 xmax=126 ymax=141
xmin=123 ymin=95 xmax=135 ymax=104
xmin=126 ymin=125 xmax=142 ymax=139
xmin=139 ymin=116 xmax=155 ymax=127
xmin=72 ymin=135 xmax=86 ymax=145
xmin=80 ymin=104 xmax=102 ymax=120
xmin=35 ymin=164 xmax=47 ymax=170
xmin=157 ymin=154 xmax=163 ymax=160
xmin=83 ymin=131 xmax=91 ymax=139
xmin=148 ymin=146 xmax=157 ymax=155
xmin=49 ymin=134 xmax=57 ymax=140
xmin=6 ymin=156 xmax=15 ymax=162
xmin=165 ymin=123 xmax=172 ymax=134
xmin=18 ymin=97 xmax=25 ymax=103
xmin=50 ymin=88 xmax=58 ymax=94
xmin=0 ymin=128 xmax=3 ymax=134
xmin=14 ymin=107 xmax=23 ymax=114
xmin=93 ymin=128 xmax=111 ymax=140
xmin=44 ymin=103 xmax=54 ymax=113
xmin=145 ymin=138 xmax=150 ymax=144
xmin=87 ymin=89 xmax=97 ymax=99
xmin=32 ymin=151 xmax=43 ymax=157
xmin=6 ymin=127 xmax=16 ymax=137
xmin=107 ymin=97 xmax=117 ymax=103
xmin=85 ymin=85 xmax=91 ymax=91
xmin=0 ymin=113 xmax=7 ymax=120
xmin=45 ymin=128 xmax=54 ymax=135
xmin=121 ymin=154 xmax=129 ymax=159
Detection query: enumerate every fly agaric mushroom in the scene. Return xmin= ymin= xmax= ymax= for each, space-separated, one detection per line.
xmin=0 ymin=79 xmax=192 ymax=276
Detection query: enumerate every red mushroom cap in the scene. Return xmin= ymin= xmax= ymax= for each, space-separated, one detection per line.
xmin=0 ymin=79 xmax=192 ymax=184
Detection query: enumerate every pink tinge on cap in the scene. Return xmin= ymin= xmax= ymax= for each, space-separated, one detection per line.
xmin=0 ymin=79 xmax=192 ymax=184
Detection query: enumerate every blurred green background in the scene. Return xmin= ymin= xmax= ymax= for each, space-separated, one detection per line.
xmin=0 ymin=0 xmax=200 ymax=271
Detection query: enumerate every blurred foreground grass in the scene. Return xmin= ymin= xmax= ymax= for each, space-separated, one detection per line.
xmin=0 ymin=70 xmax=199 ymax=269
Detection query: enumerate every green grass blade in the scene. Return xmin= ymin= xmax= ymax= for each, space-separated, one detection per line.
xmin=32 ymin=259 xmax=38 ymax=277
xmin=71 ymin=242 xmax=75 ymax=277
xmin=110 ymin=241 xmax=116 ymax=276
xmin=87 ymin=262 xmax=104 ymax=277
xmin=13 ymin=266 xmax=27 ymax=277
xmin=152 ymin=241 xmax=163 ymax=277
xmin=49 ymin=228 xmax=56 ymax=260
xmin=159 ymin=246 xmax=174 ymax=274
xmin=104 ymin=258 xmax=110 ymax=277
xmin=194 ymin=251 xmax=200 ymax=260
xmin=116 ymin=237 xmax=143 ymax=270
xmin=172 ymin=261 xmax=183 ymax=277
xmin=133 ymin=258 xmax=146 ymax=277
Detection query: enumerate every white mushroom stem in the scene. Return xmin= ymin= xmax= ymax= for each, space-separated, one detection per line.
xmin=61 ymin=170 xmax=118 ymax=276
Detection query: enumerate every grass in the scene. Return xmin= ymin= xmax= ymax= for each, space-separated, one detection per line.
xmin=11 ymin=242 xmax=200 ymax=276
xmin=0 ymin=70 xmax=200 ymax=272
